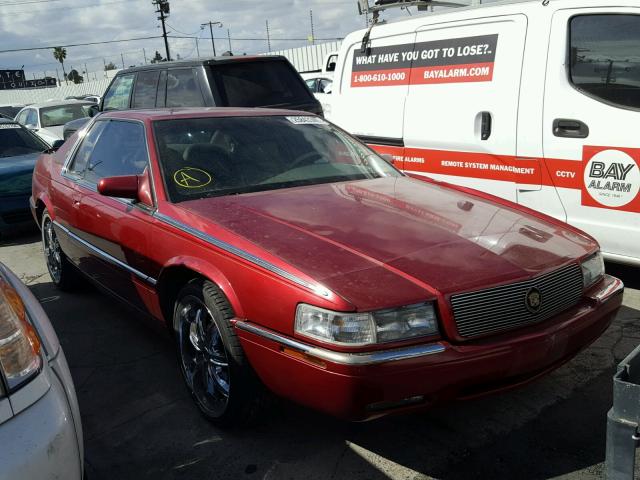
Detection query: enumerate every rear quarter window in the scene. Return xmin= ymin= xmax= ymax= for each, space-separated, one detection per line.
xmin=166 ymin=69 xmax=204 ymax=107
xmin=211 ymin=60 xmax=313 ymax=107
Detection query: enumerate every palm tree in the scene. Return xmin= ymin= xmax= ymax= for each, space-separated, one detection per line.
xmin=53 ymin=47 xmax=67 ymax=85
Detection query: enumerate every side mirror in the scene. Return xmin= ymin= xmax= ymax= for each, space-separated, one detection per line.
xmin=97 ymin=175 xmax=140 ymax=200
xmin=88 ymin=104 xmax=100 ymax=117
xmin=51 ymin=139 xmax=65 ymax=151
xmin=97 ymin=171 xmax=154 ymax=207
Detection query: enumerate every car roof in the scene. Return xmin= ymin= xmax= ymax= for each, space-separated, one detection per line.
xmin=115 ymin=55 xmax=289 ymax=75
xmin=100 ymin=107 xmax=320 ymax=122
xmin=24 ymin=100 xmax=95 ymax=109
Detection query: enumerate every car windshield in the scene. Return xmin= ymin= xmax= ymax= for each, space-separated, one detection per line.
xmin=0 ymin=123 xmax=48 ymax=158
xmin=153 ymin=115 xmax=401 ymax=203
xmin=40 ymin=104 xmax=91 ymax=128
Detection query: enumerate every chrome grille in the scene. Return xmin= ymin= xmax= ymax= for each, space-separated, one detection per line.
xmin=451 ymin=263 xmax=583 ymax=338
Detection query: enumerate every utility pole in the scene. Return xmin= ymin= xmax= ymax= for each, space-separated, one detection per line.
xmin=55 ymin=68 xmax=61 ymax=85
xmin=227 ymin=28 xmax=232 ymax=53
xmin=121 ymin=53 xmax=125 ymax=69
xmin=201 ymin=21 xmax=222 ymax=57
xmin=143 ymin=48 xmax=148 ymax=64
xmin=84 ymin=63 xmax=88 ymax=80
xmin=153 ymin=0 xmax=171 ymax=61
xmin=309 ymin=9 xmax=315 ymax=44
xmin=266 ymin=20 xmax=271 ymax=51
xmin=195 ymin=37 xmax=200 ymax=58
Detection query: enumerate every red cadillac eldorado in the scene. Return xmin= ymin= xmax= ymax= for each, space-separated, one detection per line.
xmin=31 ymin=108 xmax=623 ymax=424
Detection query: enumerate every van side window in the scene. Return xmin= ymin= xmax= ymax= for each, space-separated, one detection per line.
xmin=132 ymin=71 xmax=160 ymax=108
xmin=570 ymin=15 xmax=640 ymax=109
xmin=103 ymin=74 xmax=135 ymax=111
xmin=166 ymin=69 xmax=203 ymax=107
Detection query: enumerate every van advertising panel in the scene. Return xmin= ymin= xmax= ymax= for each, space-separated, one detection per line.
xmin=351 ymin=34 xmax=498 ymax=87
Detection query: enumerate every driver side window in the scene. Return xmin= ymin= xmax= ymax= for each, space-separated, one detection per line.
xmin=82 ymin=121 xmax=148 ymax=185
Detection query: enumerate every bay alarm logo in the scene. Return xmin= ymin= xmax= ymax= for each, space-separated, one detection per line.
xmin=582 ymin=146 xmax=640 ymax=213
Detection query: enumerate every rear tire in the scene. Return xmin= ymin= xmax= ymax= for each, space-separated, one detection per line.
xmin=41 ymin=211 xmax=80 ymax=291
xmin=174 ymin=279 xmax=264 ymax=426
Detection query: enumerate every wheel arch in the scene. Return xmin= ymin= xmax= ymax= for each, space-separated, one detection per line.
xmin=156 ymin=256 xmax=243 ymax=331
xmin=34 ymin=193 xmax=54 ymax=227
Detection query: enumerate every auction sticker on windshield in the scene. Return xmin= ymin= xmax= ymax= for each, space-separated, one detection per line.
xmin=0 ymin=124 xmax=21 ymax=129
xmin=582 ymin=146 xmax=640 ymax=212
xmin=286 ymin=116 xmax=328 ymax=125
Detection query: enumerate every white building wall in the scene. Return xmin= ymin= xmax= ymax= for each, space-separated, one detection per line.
xmin=0 ymin=74 xmax=117 ymax=106
xmin=262 ymin=41 xmax=342 ymax=73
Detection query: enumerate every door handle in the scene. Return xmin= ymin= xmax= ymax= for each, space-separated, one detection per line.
xmin=553 ymin=119 xmax=589 ymax=139
xmin=480 ymin=111 xmax=492 ymax=141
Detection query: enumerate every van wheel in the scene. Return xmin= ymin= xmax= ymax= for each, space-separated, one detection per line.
xmin=41 ymin=211 xmax=79 ymax=291
xmin=174 ymin=279 xmax=263 ymax=426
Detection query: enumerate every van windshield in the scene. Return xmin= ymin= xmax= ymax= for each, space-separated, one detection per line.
xmin=210 ymin=61 xmax=314 ymax=107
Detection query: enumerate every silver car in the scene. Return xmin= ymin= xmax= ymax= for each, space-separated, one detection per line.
xmin=14 ymin=100 xmax=94 ymax=146
xmin=0 ymin=262 xmax=83 ymax=480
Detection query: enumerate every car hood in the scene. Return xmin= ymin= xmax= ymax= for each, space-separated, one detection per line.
xmin=178 ymin=177 xmax=596 ymax=309
xmin=39 ymin=126 xmax=63 ymax=141
xmin=0 ymin=152 xmax=39 ymax=196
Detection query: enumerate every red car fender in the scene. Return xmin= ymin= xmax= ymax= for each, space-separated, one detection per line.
xmin=158 ymin=255 xmax=245 ymax=319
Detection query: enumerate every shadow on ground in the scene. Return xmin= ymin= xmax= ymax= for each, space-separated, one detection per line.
xmin=0 ymin=229 xmax=39 ymax=247
xmin=26 ymin=277 xmax=640 ymax=480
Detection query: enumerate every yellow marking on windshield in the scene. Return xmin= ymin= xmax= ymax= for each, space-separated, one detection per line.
xmin=173 ymin=167 xmax=212 ymax=188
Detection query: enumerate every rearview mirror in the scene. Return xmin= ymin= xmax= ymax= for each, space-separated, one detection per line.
xmin=381 ymin=154 xmax=394 ymax=165
xmin=88 ymin=104 xmax=100 ymax=117
xmin=51 ymin=139 xmax=65 ymax=151
xmin=97 ymin=175 xmax=140 ymax=200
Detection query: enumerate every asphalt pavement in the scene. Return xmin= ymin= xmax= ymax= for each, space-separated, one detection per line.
xmin=1 ymin=229 xmax=639 ymax=480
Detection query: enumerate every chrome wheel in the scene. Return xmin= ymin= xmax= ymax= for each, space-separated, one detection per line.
xmin=178 ymin=295 xmax=230 ymax=417
xmin=42 ymin=215 xmax=62 ymax=284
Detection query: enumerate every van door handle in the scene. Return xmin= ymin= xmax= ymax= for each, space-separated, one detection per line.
xmin=480 ymin=111 xmax=492 ymax=140
xmin=553 ymin=119 xmax=589 ymax=138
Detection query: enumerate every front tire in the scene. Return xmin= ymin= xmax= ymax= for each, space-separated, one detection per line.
xmin=174 ymin=279 xmax=263 ymax=426
xmin=41 ymin=211 xmax=79 ymax=291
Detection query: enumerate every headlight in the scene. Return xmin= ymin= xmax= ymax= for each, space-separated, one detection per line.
xmin=295 ymin=303 xmax=439 ymax=346
xmin=0 ymin=276 xmax=42 ymax=391
xmin=581 ymin=252 xmax=605 ymax=288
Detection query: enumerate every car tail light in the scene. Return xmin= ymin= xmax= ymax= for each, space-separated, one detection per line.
xmin=0 ymin=277 xmax=41 ymax=391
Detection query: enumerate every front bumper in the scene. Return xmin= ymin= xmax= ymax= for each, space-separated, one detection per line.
xmin=0 ymin=194 xmax=35 ymax=235
xmin=236 ymin=275 xmax=623 ymax=421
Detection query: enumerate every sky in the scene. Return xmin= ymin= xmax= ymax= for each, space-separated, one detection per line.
xmin=0 ymin=0 xmax=421 ymax=82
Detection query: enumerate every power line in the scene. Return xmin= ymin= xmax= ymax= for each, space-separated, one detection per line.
xmin=0 ymin=35 xmax=162 ymax=54
xmin=0 ymin=0 xmax=61 ymax=6
xmin=169 ymin=35 xmax=343 ymax=42
xmin=165 ymin=22 xmax=201 ymax=36
xmin=1 ymin=0 xmax=141 ymax=17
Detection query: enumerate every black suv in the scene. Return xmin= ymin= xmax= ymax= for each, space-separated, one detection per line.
xmin=64 ymin=56 xmax=322 ymax=139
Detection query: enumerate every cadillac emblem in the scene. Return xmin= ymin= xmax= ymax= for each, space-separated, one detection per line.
xmin=525 ymin=287 xmax=542 ymax=313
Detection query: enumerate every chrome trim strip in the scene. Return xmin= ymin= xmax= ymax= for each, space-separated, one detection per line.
xmin=53 ymin=220 xmax=157 ymax=286
xmin=235 ymin=321 xmax=446 ymax=366
xmin=587 ymin=275 xmax=624 ymax=304
xmin=153 ymin=212 xmax=327 ymax=296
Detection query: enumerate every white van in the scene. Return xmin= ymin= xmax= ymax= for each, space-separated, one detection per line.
xmin=329 ymin=0 xmax=640 ymax=266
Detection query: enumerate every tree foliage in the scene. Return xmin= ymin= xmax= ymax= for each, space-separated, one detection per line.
xmin=104 ymin=62 xmax=117 ymax=71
